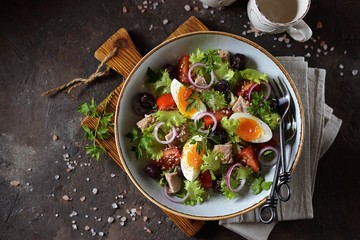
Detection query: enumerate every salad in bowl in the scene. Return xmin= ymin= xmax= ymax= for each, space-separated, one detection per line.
xmin=115 ymin=31 xmax=304 ymax=220
xmin=127 ymin=48 xmax=280 ymax=206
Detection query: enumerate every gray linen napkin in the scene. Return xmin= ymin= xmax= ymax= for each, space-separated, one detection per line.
xmin=219 ymin=56 xmax=342 ymax=240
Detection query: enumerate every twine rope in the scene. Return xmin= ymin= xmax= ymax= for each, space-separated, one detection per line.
xmin=41 ymin=46 xmax=118 ymax=96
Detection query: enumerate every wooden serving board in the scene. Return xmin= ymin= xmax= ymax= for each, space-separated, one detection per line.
xmin=81 ymin=16 xmax=209 ymax=237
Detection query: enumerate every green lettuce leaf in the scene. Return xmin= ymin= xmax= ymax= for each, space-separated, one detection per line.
xmin=200 ymin=150 xmax=223 ymax=180
xmin=200 ymin=89 xmax=227 ymax=112
xmin=155 ymin=110 xmax=187 ymax=127
xmin=184 ymin=180 xmax=207 ymax=206
xmin=239 ymin=69 xmax=268 ymax=84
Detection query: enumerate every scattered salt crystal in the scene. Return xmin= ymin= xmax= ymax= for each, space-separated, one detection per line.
xmin=10 ymin=180 xmax=20 ymax=187
xmin=108 ymin=217 xmax=115 ymax=223
xmin=220 ymin=19 xmax=225 ymax=24
xmin=143 ymin=216 xmax=149 ymax=222
xmin=149 ymin=24 xmax=153 ymax=30
xmin=330 ymin=47 xmax=335 ymax=51
xmin=316 ymin=21 xmax=323 ymax=29
xmin=62 ymin=195 xmax=71 ymax=201
xmin=120 ymin=222 xmax=125 ymax=226
xmin=63 ymin=153 xmax=69 ymax=159
xmin=69 ymin=211 xmax=78 ymax=217
xmin=72 ymin=224 xmax=78 ymax=230
xmin=73 ymin=188 xmax=76 ymax=192
xmin=80 ymin=196 xmax=86 ymax=202
xmin=340 ymin=72 xmax=344 ymax=76
xmin=158 ymin=220 xmax=162 ymax=224
xmin=85 ymin=215 xmax=89 ymax=218
xmin=304 ymin=45 xmax=309 ymax=49
xmin=130 ymin=208 xmax=137 ymax=213
xmin=110 ymin=173 xmax=116 ymax=178
xmin=120 ymin=216 xmax=127 ymax=222
xmin=84 ymin=226 xmax=90 ymax=231
xmin=242 ymin=31 xmax=246 ymax=36
xmin=72 ymin=220 xmax=76 ymax=224
xmin=86 ymin=177 xmax=90 ymax=182
xmin=98 ymin=232 xmax=104 ymax=236
xmin=352 ymin=70 xmax=358 ymax=76
xmin=112 ymin=203 xmax=118 ymax=209
xmin=55 ymin=214 xmax=59 ymax=217
xmin=92 ymin=188 xmax=98 ymax=194
xmin=184 ymin=4 xmax=191 ymax=11
xmin=93 ymin=207 xmax=97 ymax=211
xmin=339 ymin=64 xmax=344 ymax=69
xmin=97 ymin=218 xmax=102 ymax=222
xmin=305 ymin=53 xmax=311 ymax=57
xmin=54 ymin=174 xmax=60 ymax=180
xmin=27 ymin=168 xmax=32 ymax=171
xmin=116 ymin=215 xmax=121 ymax=219
xmin=163 ymin=19 xmax=169 ymax=25
xmin=344 ymin=50 xmax=347 ymax=54
xmin=52 ymin=135 xmax=59 ymax=141
xmin=25 ymin=182 xmax=30 ymax=186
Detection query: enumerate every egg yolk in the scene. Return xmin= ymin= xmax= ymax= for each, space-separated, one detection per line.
xmin=178 ymin=86 xmax=200 ymax=118
xmin=236 ymin=117 xmax=263 ymax=141
xmin=185 ymin=143 xmax=203 ymax=170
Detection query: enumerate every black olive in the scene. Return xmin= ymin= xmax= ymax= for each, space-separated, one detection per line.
xmin=214 ymin=80 xmax=230 ymax=94
xmin=176 ymin=165 xmax=183 ymax=178
xmin=145 ymin=163 xmax=161 ymax=179
xmin=213 ymin=179 xmax=222 ymax=193
xmin=230 ymin=53 xmax=247 ymax=71
xmin=208 ymin=127 xmax=229 ymax=145
xmin=164 ymin=64 xmax=177 ymax=80
xmin=133 ymin=92 xmax=156 ymax=115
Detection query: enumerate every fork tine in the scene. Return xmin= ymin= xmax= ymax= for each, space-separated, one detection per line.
xmin=269 ymin=79 xmax=281 ymax=98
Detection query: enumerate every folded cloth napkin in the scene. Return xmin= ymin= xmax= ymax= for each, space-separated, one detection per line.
xmin=219 ymin=56 xmax=342 ymax=240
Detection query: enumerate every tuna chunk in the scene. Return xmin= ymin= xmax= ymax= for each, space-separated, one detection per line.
xmin=165 ymin=172 xmax=182 ymax=194
xmin=231 ymin=95 xmax=250 ymax=113
xmin=213 ymin=143 xmax=234 ymax=164
xmin=136 ymin=114 xmax=154 ymax=130
xmin=218 ymin=49 xmax=230 ymax=62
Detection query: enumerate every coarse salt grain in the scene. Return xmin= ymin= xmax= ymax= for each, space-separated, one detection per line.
xmin=10 ymin=180 xmax=21 ymax=187
xmin=80 ymin=196 xmax=86 ymax=202
xmin=112 ymin=203 xmax=118 ymax=209
xmin=184 ymin=4 xmax=191 ymax=11
xmin=69 ymin=211 xmax=78 ymax=217
xmin=339 ymin=64 xmax=344 ymax=69
xmin=62 ymin=195 xmax=71 ymax=201
xmin=108 ymin=217 xmax=115 ymax=223
xmin=163 ymin=19 xmax=169 ymax=25
xmin=352 ymin=70 xmax=358 ymax=76
xmin=84 ymin=226 xmax=90 ymax=231
xmin=72 ymin=224 xmax=78 ymax=230
xmin=92 ymin=188 xmax=98 ymax=194
xmin=110 ymin=173 xmax=116 ymax=178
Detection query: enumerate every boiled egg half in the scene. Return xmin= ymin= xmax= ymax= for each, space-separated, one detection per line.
xmin=230 ymin=112 xmax=272 ymax=143
xmin=170 ymin=79 xmax=206 ymax=119
xmin=180 ymin=135 xmax=205 ymax=181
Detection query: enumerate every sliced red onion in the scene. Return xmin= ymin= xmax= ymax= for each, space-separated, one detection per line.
xmin=258 ymin=146 xmax=279 ymax=166
xmin=188 ymin=62 xmax=215 ymax=89
xmin=247 ymin=82 xmax=271 ymax=100
xmin=163 ymin=185 xmax=189 ymax=203
xmin=225 ymin=163 xmax=246 ymax=192
xmin=193 ymin=111 xmax=217 ymax=133
xmin=153 ymin=122 xmax=177 ymax=144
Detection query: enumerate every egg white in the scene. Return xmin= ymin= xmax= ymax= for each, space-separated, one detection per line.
xmin=230 ymin=112 xmax=272 ymax=143
xmin=180 ymin=135 xmax=204 ymax=181
xmin=170 ymin=79 xmax=206 ymax=119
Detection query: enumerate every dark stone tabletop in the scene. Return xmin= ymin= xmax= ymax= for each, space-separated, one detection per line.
xmin=0 ymin=0 xmax=359 ymax=239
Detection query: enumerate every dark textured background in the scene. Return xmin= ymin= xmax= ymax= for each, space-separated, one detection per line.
xmin=0 ymin=0 xmax=359 ymax=239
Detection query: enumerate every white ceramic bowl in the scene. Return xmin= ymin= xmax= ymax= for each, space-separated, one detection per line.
xmin=115 ymin=31 xmax=304 ymax=220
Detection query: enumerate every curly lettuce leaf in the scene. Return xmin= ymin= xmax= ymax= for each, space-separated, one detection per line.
xmin=239 ymin=69 xmax=268 ymax=84
xmin=200 ymin=150 xmax=223 ymax=180
xmin=200 ymin=89 xmax=227 ymax=112
xmin=189 ymin=48 xmax=205 ymax=64
xmin=220 ymin=177 xmax=238 ymax=200
xmin=155 ymin=110 xmax=187 ymax=127
xmin=184 ymin=180 xmax=207 ymax=206
xmin=130 ymin=131 xmax=163 ymax=160
xmin=145 ymin=68 xmax=172 ymax=97
xmin=214 ymin=61 xmax=235 ymax=81
xmin=220 ymin=118 xmax=241 ymax=143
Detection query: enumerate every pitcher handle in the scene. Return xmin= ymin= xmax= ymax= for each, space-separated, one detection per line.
xmin=286 ymin=20 xmax=313 ymax=42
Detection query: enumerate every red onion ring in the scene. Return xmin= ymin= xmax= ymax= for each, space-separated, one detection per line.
xmin=247 ymin=82 xmax=271 ymax=101
xmin=258 ymin=146 xmax=279 ymax=166
xmin=193 ymin=111 xmax=217 ymax=133
xmin=163 ymin=185 xmax=189 ymax=203
xmin=188 ymin=62 xmax=215 ymax=89
xmin=153 ymin=122 xmax=177 ymax=144
xmin=225 ymin=163 xmax=246 ymax=192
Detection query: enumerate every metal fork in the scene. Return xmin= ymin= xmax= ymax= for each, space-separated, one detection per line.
xmin=271 ymin=77 xmax=292 ymax=202
xmin=259 ymin=77 xmax=294 ymax=224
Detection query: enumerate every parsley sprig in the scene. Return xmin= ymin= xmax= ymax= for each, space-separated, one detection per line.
xmin=186 ymin=92 xmax=200 ymax=111
xmin=78 ymin=93 xmax=114 ymax=160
